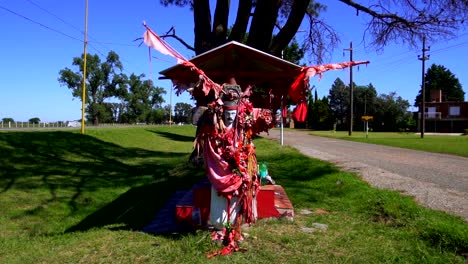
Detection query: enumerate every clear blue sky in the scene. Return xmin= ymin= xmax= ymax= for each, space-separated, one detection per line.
xmin=1 ymin=0 xmax=467 ymax=122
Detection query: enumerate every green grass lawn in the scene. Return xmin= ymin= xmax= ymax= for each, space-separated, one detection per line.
xmin=0 ymin=126 xmax=466 ymax=263
xmin=310 ymin=130 xmax=468 ymax=157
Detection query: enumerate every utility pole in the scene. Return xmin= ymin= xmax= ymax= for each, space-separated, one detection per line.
xmin=80 ymin=0 xmax=89 ymax=134
xmin=344 ymin=42 xmax=354 ymax=136
xmin=418 ymin=37 xmax=430 ymax=138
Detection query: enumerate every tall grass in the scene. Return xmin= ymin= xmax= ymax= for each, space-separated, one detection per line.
xmin=0 ymin=126 xmax=466 ymax=263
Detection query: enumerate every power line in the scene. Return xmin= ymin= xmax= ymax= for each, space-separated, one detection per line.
xmin=23 ymin=0 xmax=138 ymax=49
xmin=0 ymin=4 xmax=82 ymax=42
xmin=25 ymin=0 xmax=83 ymax=33
xmin=3 ymin=2 xmax=142 ymax=76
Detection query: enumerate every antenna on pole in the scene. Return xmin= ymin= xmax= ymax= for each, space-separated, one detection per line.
xmin=81 ymin=0 xmax=89 ymax=134
xmin=418 ymin=36 xmax=430 ymax=138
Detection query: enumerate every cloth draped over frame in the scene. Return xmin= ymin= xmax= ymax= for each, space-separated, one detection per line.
xmin=142 ymin=23 xmax=369 ymax=123
xmin=143 ymin=22 xmax=222 ymax=97
xmin=288 ymin=61 xmax=370 ymax=122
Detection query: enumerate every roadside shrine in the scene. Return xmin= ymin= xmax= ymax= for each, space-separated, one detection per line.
xmin=141 ymin=23 xmax=369 ymax=256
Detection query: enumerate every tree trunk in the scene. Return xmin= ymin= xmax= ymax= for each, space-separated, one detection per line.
xmin=247 ymin=0 xmax=281 ymax=51
xmin=229 ymin=0 xmax=253 ymax=42
xmin=212 ymin=0 xmax=230 ymax=47
xmin=194 ymin=0 xmax=213 ymax=54
xmin=270 ymin=0 xmax=309 ymax=56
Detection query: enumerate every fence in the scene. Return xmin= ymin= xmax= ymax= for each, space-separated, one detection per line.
xmin=0 ymin=121 xmax=68 ymax=129
xmin=417 ymin=112 xmax=442 ymax=119
xmin=0 ymin=122 xmax=177 ymax=130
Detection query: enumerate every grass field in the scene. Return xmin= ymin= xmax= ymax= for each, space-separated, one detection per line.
xmin=309 ymin=130 xmax=468 ymax=157
xmin=0 ymin=126 xmax=467 ymax=263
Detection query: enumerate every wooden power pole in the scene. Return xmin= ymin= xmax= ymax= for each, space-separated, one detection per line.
xmin=344 ymin=42 xmax=354 ymax=136
xmin=418 ymin=37 xmax=430 ymax=138
xmin=81 ymin=0 xmax=89 ymax=134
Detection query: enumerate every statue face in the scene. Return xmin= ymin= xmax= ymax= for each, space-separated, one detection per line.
xmin=224 ymin=109 xmax=237 ymax=127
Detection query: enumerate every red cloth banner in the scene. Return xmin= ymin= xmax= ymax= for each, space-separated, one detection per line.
xmin=289 ymin=61 xmax=370 ymax=122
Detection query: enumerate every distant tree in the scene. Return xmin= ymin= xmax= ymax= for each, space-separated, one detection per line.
xmin=107 ymin=103 xmax=125 ymax=123
xmin=2 ymin=118 xmax=14 ymax=123
xmin=328 ymin=78 xmax=349 ymax=129
xmin=58 ymin=51 xmax=127 ymax=125
xmin=29 ymin=117 xmax=41 ymax=124
xmin=123 ymin=74 xmax=166 ymax=124
xmin=281 ymin=38 xmax=305 ymax=65
xmin=414 ymin=64 xmax=465 ymax=106
xmin=374 ymin=92 xmax=411 ymax=132
xmin=147 ymin=108 xmax=166 ymax=124
xmin=163 ymin=105 xmax=172 ymax=123
xmin=308 ymin=95 xmax=333 ymax=130
xmin=353 ymin=83 xmax=378 ymax=130
xmin=174 ymin=102 xmax=193 ymax=123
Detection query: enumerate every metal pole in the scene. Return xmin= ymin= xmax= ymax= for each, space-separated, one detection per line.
xmin=280 ymin=51 xmax=284 ymax=146
xmin=344 ymin=42 xmax=354 ymax=136
xmin=418 ymin=37 xmax=429 ymax=138
xmin=81 ymin=0 xmax=89 ymax=134
xmin=169 ymin=86 xmax=172 ymax=126
xmin=280 ymin=96 xmax=284 ymax=146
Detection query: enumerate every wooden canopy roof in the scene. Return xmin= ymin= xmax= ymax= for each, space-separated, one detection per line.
xmin=159 ymin=41 xmax=303 ymax=109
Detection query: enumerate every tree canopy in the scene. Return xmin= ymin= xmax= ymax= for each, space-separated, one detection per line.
xmin=327 ymin=78 xmax=414 ymax=131
xmin=2 ymin=118 xmax=14 ymax=124
xmin=174 ymin=102 xmax=193 ymax=124
xmin=159 ymin=0 xmax=467 ymax=63
xmin=328 ymin=77 xmax=349 ymax=128
xmin=58 ymin=51 xmax=169 ymax=125
xmin=414 ymin=64 xmax=465 ymax=106
xmin=58 ymin=51 xmax=127 ymax=125
xmin=29 ymin=117 xmax=41 ymax=124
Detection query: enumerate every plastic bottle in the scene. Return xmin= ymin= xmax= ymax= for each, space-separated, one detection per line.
xmin=259 ymin=162 xmax=268 ymax=185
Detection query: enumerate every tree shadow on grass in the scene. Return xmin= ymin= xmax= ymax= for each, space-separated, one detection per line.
xmin=0 ymin=131 xmax=202 ymax=233
xmin=148 ymin=130 xmax=195 ymax=142
xmin=65 ymin=174 xmax=204 ymax=233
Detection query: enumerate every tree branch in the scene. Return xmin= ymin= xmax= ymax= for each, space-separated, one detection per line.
xmin=338 ymin=0 xmax=467 ymax=49
xmin=160 ymin=32 xmax=196 ymax=52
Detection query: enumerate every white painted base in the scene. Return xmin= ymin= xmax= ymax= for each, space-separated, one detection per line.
xmin=209 ymin=187 xmax=239 ymax=230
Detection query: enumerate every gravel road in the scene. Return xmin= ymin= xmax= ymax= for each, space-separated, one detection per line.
xmin=261 ymin=129 xmax=468 ymax=222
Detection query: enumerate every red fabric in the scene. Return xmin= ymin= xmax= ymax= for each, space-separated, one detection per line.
xmin=143 ymin=23 xmax=222 ymax=98
xmin=282 ymin=105 xmax=288 ymax=118
xmin=203 ymin=136 xmax=243 ymax=194
xmin=207 ymin=229 xmax=247 ymax=258
xmin=292 ymin=101 xmax=308 ymax=122
xmin=193 ymin=187 xmax=211 ymax=225
xmin=175 ymin=206 xmax=192 ymax=224
xmin=143 ymin=22 xmax=187 ymax=64
xmin=288 ymin=70 xmax=307 ymax=103
xmin=288 ymin=61 xmax=370 ymax=123
xmin=256 ymin=188 xmax=281 ymax=219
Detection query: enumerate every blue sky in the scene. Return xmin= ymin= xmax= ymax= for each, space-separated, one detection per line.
xmin=1 ymin=0 xmax=467 ymax=122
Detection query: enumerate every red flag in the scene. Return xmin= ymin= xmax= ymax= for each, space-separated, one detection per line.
xmin=142 ymin=23 xmax=222 ymax=97
xmin=143 ymin=22 xmax=187 ymax=64
xmin=288 ymin=60 xmax=370 ymax=123
xmin=292 ymin=102 xmax=308 ymax=122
